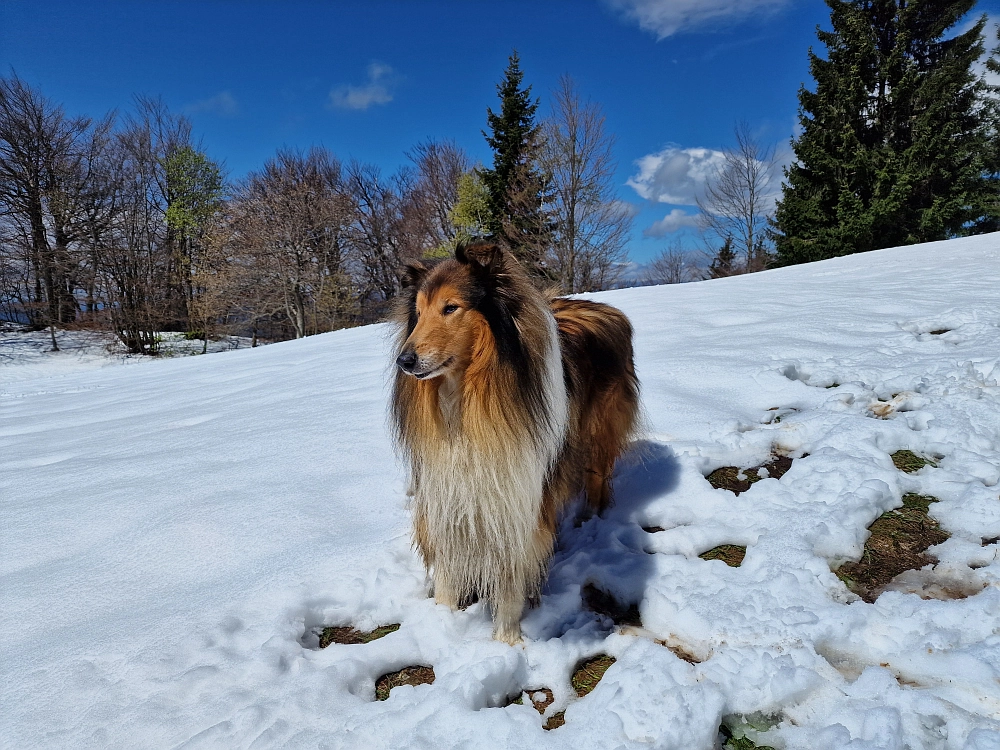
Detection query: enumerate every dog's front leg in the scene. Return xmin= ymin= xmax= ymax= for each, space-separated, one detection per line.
xmin=492 ymin=596 xmax=525 ymax=645
xmin=432 ymin=571 xmax=460 ymax=610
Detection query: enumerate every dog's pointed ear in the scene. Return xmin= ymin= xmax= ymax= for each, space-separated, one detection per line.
xmin=400 ymin=261 xmax=428 ymax=289
xmin=456 ymin=241 xmax=504 ymax=275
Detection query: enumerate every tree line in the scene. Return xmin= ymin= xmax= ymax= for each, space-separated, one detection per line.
xmin=3 ymin=0 xmax=998 ymax=352
xmin=0 ymin=54 xmax=631 ymax=352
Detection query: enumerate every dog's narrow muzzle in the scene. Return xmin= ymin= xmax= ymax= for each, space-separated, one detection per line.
xmin=396 ymin=350 xmax=418 ymax=372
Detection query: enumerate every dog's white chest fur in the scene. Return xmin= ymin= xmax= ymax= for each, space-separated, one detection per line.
xmin=413 ymin=316 xmax=568 ymax=605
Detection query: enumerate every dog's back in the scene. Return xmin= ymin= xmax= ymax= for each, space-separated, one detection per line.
xmin=546 ymin=297 xmax=640 ymax=519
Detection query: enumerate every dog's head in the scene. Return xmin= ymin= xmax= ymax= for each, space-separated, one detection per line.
xmin=395 ymin=242 xmax=511 ymax=380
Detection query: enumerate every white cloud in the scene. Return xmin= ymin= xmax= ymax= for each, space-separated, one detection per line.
xmin=183 ymin=91 xmax=239 ymax=117
xmin=644 ymin=208 xmax=701 ymax=237
xmin=329 ymin=62 xmax=395 ymax=111
xmin=606 ymin=0 xmax=790 ymax=39
xmin=627 ymin=145 xmax=726 ymax=205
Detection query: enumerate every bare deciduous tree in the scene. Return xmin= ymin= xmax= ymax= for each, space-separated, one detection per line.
xmin=226 ymin=148 xmax=354 ymax=340
xmin=399 ymin=140 xmax=469 ymax=256
xmin=541 ymin=75 xmax=632 ymax=292
xmin=643 ymin=242 xmax=693 ymax=285
xmin=344 ymin=160 xmax=409 ymax=318
xmin=0 ymin=73 xmax=114 ymax=349
xmin=96 ymin=99 xmax=194 ymax=354
xmin=696 ymin=122 xmax=777 ymax=274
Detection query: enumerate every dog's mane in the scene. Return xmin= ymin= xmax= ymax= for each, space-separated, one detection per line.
xmin=389 ymin=241 xmax=569 ymax=612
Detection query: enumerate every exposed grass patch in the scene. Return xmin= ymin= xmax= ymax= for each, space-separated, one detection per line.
xmin=891 ymin=450 xmax=935 ymax=473
xmin=983 ymin=536 xmax=1000 ymax=547
xmin=707 ymin=456 xmax=794 ymax=495
xmin=374 ymin=665 xmax=435 ymax=701
xmin=835 ymin=494 xmax=949 ymax=603
xmin=319 ymin=623 xmax=399 ymax=648
xmin=544 ymin=711 xmax=566 ymax=730
xmin=642 ymin=525 xmax=665 ymax=533
xmin=571 ymin=655 xmax=616 ymax=697
xmin=582 ymin=583 xmax=641 ymax=626
xmin=522 ymin=688 xmax=565 ymax=730
xmin=699 ymin=545 xmax=747 ymax=567
xmin=929 ymin=329 xmax=950 ymax=336
xmin=528 ymin=688 xmax=554 ymax=713
xmin=508 ymin=656 xmax=615 ymax=730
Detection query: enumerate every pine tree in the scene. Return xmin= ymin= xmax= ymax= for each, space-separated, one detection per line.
xmin=479 ymin=51 xmax=551 ymax=280
xmin=707 ymin=237 xmax=736 ymax=278
xmin=774 ymin=0 xmax=998 ymax=265
xmin=983 ymin=24 xmax=1000 ymax=231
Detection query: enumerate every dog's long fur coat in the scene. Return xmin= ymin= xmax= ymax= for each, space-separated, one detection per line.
xmin=391 ymin=241 xmax=639 ymax=643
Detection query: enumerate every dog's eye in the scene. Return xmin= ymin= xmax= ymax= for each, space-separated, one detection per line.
xmin=442 ymin=304 xmax=459 ymax=315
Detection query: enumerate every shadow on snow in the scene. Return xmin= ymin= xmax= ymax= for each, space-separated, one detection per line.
xmin=525 ymin=440 xmax=681 ymax=641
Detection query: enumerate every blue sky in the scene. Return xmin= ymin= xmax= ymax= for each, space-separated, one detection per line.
xmin=3 ymin=0 xmax=998 ymax=263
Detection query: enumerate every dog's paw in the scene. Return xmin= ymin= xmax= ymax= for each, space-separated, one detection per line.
xmin=433 ymin=587 xmax=460 ymax=610
xmin=492 ymin=626 xmax=524 ymax=646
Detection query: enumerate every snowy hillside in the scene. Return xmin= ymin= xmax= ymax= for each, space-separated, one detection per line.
xmin=3 ymin=234 xmax=1000 ymax=750
xmin=0 ymin=326 xmax=253 ymax=387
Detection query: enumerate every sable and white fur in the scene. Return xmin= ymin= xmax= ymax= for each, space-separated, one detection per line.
xmin=391 ymin=241 xmax=639 ymax=643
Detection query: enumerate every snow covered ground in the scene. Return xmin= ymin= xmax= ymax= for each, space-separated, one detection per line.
xmin=0 ymin=325 xmax=254 ymax=386
xmin=2 ymin=234 xmax=999 ymax=750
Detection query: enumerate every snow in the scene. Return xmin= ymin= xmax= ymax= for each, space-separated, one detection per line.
xmin=0 ymin=325 xmax=254 ymax=386
xmin=2 ymin=233 xmax=999 ymax=749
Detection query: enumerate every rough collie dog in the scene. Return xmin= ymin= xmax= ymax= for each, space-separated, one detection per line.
xmin=391 ymin=241 xmax=639 ymax=644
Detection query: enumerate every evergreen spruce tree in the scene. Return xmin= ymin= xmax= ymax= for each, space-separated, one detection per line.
xmin=707 ymin=237 xmax=736 ymax=278
xmin=982 ymin=25 xmax=1000 ymax=231
xmin=774 ymin=0 xmax=998 ymax=265
xmin=479 ymin=51 xmax=552 ymax=280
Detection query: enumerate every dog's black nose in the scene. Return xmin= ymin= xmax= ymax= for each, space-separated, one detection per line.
xmin=396 ymin=350 xmax=418 ymax=372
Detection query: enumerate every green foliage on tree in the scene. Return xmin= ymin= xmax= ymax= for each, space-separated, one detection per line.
xmin=449 ymin=170 xmax=491 ymax=238
xmin=162 ymin=145 xmax=224 ymax=337
xmin=163 ymin=145 xmax=224 ymax=235
xmin=773 ymin=0 xmax=1000 ymax=265
xmin=415 ymin=170 xmax=491 ymax=259
xmin=478 ymin=51 xmax=552 ymax=279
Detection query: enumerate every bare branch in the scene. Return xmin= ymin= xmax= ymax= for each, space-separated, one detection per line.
xmin=696 ymin=122 xmax=777 ymax=273
xmin=541 ymin=75 xmax=632 ymax=292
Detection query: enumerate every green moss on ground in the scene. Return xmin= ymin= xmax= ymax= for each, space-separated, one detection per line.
xmin=890 ymin=450 xmax=935 ymax=473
